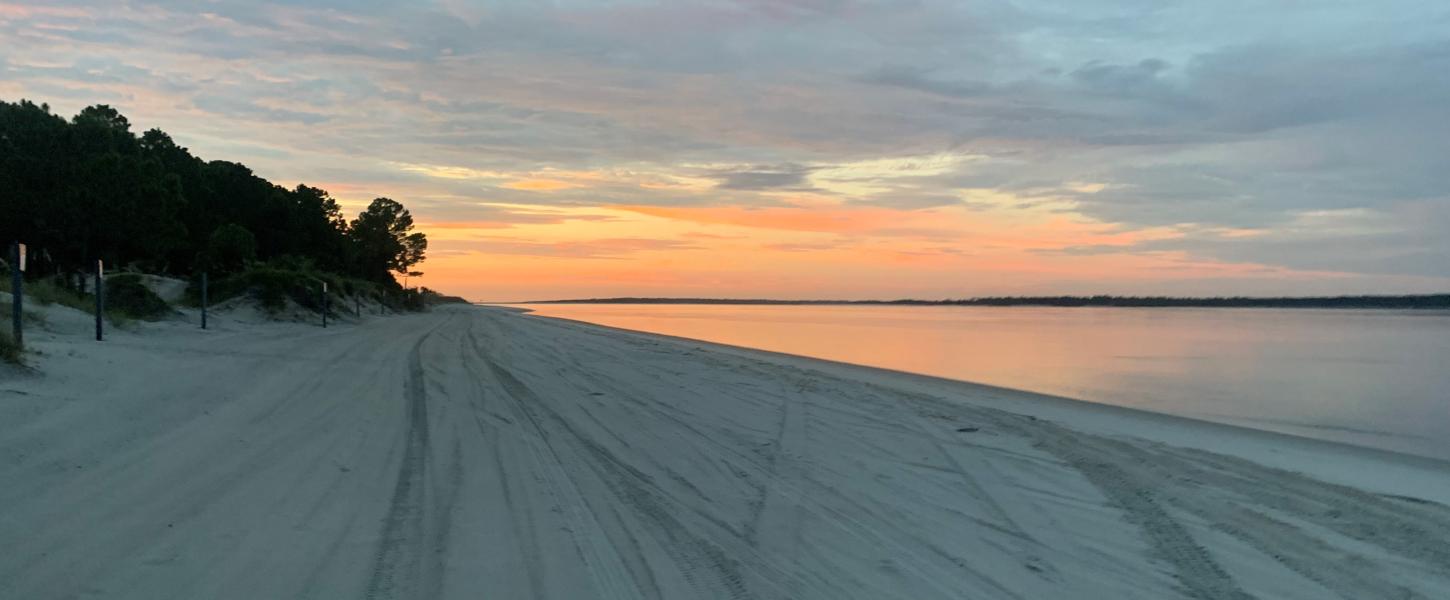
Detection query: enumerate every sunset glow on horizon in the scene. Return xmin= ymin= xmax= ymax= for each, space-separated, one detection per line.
xmin=4 ymin=1 xmax=1447 ymax=301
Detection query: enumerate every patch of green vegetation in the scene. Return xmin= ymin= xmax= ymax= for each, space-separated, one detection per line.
xmin=2 ymin=274 xmax=155 ymax=327
xmin=104 ymin=274 xmax=172 ymax=320
xmin=22 ymin=278 xmax=93 ymax=313
xmin=195 ymin=258 xmax=386 ymax=315
xmin=421 ymin=288 xmax=470 ymax=305
xmin=2 ymin=101 xmax=428 ymax=301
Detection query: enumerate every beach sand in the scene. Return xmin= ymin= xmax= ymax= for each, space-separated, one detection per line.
xmin=2 ymin=303 xmax=1448 ymax=599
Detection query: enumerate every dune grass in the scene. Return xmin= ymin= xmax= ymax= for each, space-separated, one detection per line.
xmin=105 ymin=274 xmax=172 ymax=320
xmin=193 ymin=261 xmax=390 ymax=315
xmin=4 ymin=277 xmax=94 ymax=313
xmin=1 ymin=275 xmax=151 ymax=326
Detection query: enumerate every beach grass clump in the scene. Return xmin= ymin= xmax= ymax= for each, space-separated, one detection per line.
xmin=198 ymin=259 xmax=382 ymax=314
xmin=3 ymin=274 xmax=162 ymax=325
xmin=23 ymin=278 xmax=94 ymax=313
xmin=244 ymin=267 xmax=318 ymax=312
xmin=104 ymin=274 xmax=172 ymax=320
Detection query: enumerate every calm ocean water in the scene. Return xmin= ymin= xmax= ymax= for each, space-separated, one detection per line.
xmin=522 ymin=304 xmax=1450 ymax=461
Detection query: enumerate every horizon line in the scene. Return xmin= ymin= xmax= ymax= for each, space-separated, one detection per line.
xmin=483 ymin=293 xmax=1450 ymax=308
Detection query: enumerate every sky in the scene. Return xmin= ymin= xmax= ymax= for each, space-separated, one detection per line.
xmin=2 ymin=0 xmax=1448 ymax=301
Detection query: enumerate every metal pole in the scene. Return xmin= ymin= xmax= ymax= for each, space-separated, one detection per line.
xmin=94 ymin=259 xmax=104 ymax=342
xmin=321 ymin=282 xmax=328 ymax=328
xmin=200 ymin=271 xmax=208 ymax=330
xmin=9 ymin=242 xmax=21 ymax=349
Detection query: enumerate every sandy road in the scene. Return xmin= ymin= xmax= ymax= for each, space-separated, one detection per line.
xmin=2 ymin=305 xmax=1449 ymax=599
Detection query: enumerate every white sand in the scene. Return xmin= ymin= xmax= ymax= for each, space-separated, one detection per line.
xmin=2 ymin=303 xmax=1448 ymax=599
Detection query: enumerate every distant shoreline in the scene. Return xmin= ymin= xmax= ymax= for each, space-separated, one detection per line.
xmin=521 ymin=294 xmax=1450 ymax=309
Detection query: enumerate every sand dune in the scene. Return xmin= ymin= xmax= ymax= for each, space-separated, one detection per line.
xmin=2 ymin=304 xmax=1448 ymax=599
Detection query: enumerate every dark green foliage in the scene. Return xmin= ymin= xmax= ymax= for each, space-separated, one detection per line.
xmin=17 ymin=277 xmax=92 ymax=313
xmin=398 ymin=287 xmax=429 ymax=312
xmin=1 ymin=274 xmax=154 ymax=325
xmin=350 ymin=198 xmax=427 ymax=284
xmin=0 ymin=99 xmax=428 ymax=304
xmin=104 ymin=274 xmax=172 ymax=320
xmin=198 ymin=260 xmax=389 ymax=314
xmin=236 ymin=267 xmax=318 ymax=312
xmin=201 ymin=261 xmax=328 ymax=312
xmin=204 ymin=224 xmax=257 ymax=274
xmin=420 ymin=288 xmax=469 ymax=305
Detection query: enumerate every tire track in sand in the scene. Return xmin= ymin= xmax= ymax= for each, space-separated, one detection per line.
xmin=483 ymin=357 xmax=754 ymax=599
xmin=890 ymin=392 xmax=1257 ymax=600
xmin=480 ymin=313 xmax=1018 ymax=599
xmin=365 ymin=322 xmax=450 ymax=600
xmin=463 ymin=323 xmax=644 ymax=600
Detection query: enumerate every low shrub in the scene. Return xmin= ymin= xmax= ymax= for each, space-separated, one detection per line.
xmin=180 ymin=257 xmax=427 ymax=317
xmin=23 ymin=278 xmax=93 ymax=313
xmin=105 ymin=274 xmax=173 ymax=320
xmin=420 ymin=287 xmax=469 ymax=305
xmin=195 ymin=262 xmax=376 ymax=315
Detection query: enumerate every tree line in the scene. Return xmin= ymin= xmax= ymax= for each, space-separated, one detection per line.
xmin=0 ymin=99 xmax=426 ymax=291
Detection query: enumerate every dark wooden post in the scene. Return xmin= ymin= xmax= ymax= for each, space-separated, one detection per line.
xmin=201 ymin=271 xmax=208 ymax=330
xmin=94 ymin=259 xmax=104 ymax=341
xmin=9 ymin=242 xmax=22 ymax=349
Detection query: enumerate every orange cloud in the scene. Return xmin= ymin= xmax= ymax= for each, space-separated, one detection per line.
xmin=502 ymin=178 xmax=580 ymax=191
xmin=613 ymin=204 xmax=925 ymax=234
xmin=418 ymin=221 xmax=518 ymax=230
xmin=610 ymin=203 xmax=1181 ymax=253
